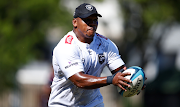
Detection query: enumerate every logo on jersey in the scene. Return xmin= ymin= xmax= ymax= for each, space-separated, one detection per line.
xmin=98 ymin=53 xmax=105 ymax=64
xmin=65 ymin=62 xmax=78 ymax=69
xmin=65 ymin=35 xmax=73 ymax=44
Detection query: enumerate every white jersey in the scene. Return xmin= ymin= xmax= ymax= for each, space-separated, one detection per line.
xmin=48 ymin=31 xmax=125 ymax=107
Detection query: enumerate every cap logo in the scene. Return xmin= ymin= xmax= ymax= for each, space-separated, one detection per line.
xmin=85 ymin=5 xmax=93 ymax=11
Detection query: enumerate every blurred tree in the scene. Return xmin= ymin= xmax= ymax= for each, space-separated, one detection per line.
xmin=0 ymin=0 xmax=72 ymax=92
xmin=118 ymin=0 xmax=180 ymax=107
xmin=118 ymin=0 xmax=180 ymax=65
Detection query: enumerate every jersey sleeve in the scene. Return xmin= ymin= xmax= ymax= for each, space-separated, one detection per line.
xmin=53 ymin=43 xmax=84 ymax=78
xmin=106 ymin=40 xmax=125 ymax=71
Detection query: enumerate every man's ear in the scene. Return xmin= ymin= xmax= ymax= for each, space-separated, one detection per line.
xmin=72 ymin=18 xmax=77 ymax=28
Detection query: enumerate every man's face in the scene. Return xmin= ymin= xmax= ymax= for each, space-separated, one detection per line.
xmin=75 ymin=15 xmax=98 ymax=39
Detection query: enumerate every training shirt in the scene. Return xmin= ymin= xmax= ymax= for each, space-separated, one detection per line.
xmin=48 ymin=31 xmax=125 ymax=107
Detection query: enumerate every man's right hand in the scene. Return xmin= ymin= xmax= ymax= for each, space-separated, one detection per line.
xmin=112 ymin=72 xmax=132 ymax=91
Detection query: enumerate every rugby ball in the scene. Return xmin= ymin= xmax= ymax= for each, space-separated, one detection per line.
xmin=117 ymin=66 xmax=145 ymax=97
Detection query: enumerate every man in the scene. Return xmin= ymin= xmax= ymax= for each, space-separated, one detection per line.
xmin=48 ymin=3 xmax=134 ymax=107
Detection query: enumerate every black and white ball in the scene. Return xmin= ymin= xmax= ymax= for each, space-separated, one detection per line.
xmin=117 ymin=66 xmax=145 ymax=97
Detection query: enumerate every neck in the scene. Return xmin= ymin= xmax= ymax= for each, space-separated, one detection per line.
xmin=73 ymin=28 xmax=94 ymax=44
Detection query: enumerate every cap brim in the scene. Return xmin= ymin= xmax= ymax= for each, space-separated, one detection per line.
xmin=79 ymin=13 xmax=102 ymax=18
xmin=97 ymin=14 xmax=102 ymax=17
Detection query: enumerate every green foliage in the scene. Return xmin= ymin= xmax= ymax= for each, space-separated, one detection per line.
xmin=118 ymin=0 xmax=180 ymax=97
xmin=118 ymin=0 xmax=180 ymax=61
xmin=134 ymin=0 xmax=180 ymax=26
xmin=0 ymin=0 xmax=72 ymax=92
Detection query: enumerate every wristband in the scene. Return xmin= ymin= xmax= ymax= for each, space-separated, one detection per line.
xmin=107 ymin=76 xmax=114 ymax=85
xmin=106 ymin=68 xmax=125 ymax=85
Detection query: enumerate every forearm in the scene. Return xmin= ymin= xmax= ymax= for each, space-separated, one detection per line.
xmin=69 ymin=72 xmax=108 ymax=89
xmin=111 ymin=65 xmax=126 ymax=74
xmin=69 ymin=65 xmax=127 ymax=89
